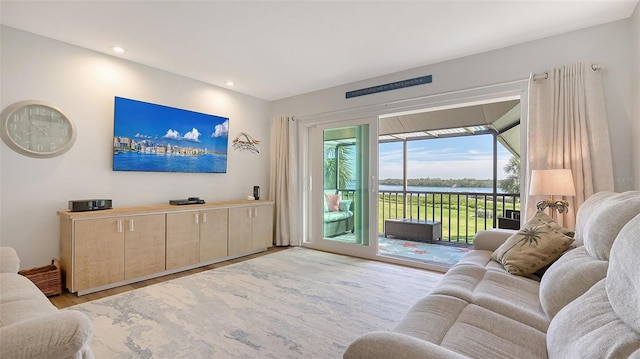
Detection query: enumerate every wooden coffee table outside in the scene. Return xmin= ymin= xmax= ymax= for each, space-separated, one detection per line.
xmin=384 ymin=218 xmax=442 ymax=243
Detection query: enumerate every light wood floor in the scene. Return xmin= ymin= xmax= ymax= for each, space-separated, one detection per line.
xmin=49 ymin=246 xmax=290 ymax=309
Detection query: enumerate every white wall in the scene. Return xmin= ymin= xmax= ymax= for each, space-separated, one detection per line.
xmin=1 ymin=27 xmax=272 ymax=269
xmin=632 ymin=3 xmax=640 ymax=190
xmin=272 ymin=18 xmax=637 ymax=193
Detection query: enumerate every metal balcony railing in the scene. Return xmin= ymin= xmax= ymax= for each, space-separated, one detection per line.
xmin=336 ymin=189 xmax=520 ymax=245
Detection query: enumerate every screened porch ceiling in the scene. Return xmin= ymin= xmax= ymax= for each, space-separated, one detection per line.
xmin=325 ymin=99 xmax=522 ymax=158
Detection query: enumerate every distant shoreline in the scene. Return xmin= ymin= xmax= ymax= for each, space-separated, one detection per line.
xmin=379 ymin=178 xmax=500 ymax=188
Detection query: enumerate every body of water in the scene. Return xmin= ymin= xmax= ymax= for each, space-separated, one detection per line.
xmin=379 ymin=185 xmax=495 ymax=193
xmin=113 ymin=152 xmax=227 ymax=173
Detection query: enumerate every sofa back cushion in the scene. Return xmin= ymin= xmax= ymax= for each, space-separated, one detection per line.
xmin=606 ymin=213 xmax=640 ymax=333
xmin=540 ymin=191 xmax=640 ymax=320
xmin=581 ymin=191 xmax=640 ymax=260
xmin=539 ymin=246 xmax=607 ymax=320
xmin=573 ymin=191 xmax=613 ymax=246
xmin=546 ymin=214 xmax=640 ymax=358
xmin=0 ymin=247 xmax=19 ymax=273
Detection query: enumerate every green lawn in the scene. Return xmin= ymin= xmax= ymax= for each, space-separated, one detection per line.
xmin=376 ymin=193 xmax=520 ymax=244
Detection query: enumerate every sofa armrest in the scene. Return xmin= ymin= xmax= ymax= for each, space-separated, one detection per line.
xmin=343 ymin=331 xmax=470 ymax=359
xmin=473 ymin=229 xmax=517 ymax=251
xmin=0 ymin=310 xmax=93 ymax=359
xmin=0 ymin=247 xmax=20 ymax=273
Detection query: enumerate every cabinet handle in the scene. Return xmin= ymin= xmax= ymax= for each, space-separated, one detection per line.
xmin=129 ymin=219 xmax=134 ymax=232
xmin=194 ymin=212 xmax=199 ymax=224
xmin=254 ymin=208 xmax=258 ymax=217
xmin=248 ymin=208 xmax=252 ymax=218
xmin=117 ymin=219 xmax=123 ymax=233
xmin=202 ymin=212 xmax=207 ymax=223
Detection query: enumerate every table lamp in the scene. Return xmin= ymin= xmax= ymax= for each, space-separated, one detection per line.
xmin=529 ymin=169 xmax=576 ymax=218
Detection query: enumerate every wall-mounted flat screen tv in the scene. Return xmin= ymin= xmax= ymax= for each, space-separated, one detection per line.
xmin=113 ymin=97 xmax=229 ymax=173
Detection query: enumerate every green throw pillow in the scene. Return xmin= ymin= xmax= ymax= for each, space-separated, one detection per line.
xmin=492 ymin=211 xmax=575 ymax=277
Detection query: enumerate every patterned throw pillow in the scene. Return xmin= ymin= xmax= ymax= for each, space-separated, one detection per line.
xmin=325 ymin=194 xmax=340 ymax=212
xmin=492 ymin=212 xmax=575 ymax=276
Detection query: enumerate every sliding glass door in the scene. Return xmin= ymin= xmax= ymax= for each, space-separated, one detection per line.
xmin=302 ymin=117 xmax=377 ymax=257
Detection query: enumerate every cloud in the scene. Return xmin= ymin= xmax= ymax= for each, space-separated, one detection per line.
xmin=134 ymin=133 xmax=152 ymax=139
xmin=161 ymin=128 xmax=201 ymax=142
xmin=183 ymin=128 xmax=201 ymax=142
xmin=163 ymin=129 xmax=181 ymax=140
xmin=212 ymin=120 xmax=229 ymax=138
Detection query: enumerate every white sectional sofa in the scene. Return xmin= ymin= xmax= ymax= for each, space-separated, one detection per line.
xmin=344 ymin=191 xmax=640 ymax=358
xmin=0 ymin=247 xmax=94 ymax=359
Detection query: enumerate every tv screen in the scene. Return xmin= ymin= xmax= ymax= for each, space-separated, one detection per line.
xmin=113 ymin=97 xmax=229 ymax=173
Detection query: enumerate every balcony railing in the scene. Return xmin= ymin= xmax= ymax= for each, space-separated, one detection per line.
xmin=337 ymin=189 xmax=520 ymax=245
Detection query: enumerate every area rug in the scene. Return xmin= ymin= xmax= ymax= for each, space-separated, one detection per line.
xmin=68 ymin=247 xmax=443 ymax=358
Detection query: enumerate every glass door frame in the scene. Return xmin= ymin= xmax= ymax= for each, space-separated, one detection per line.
xmin=293 ymin=80 xmax=529 ymax=271
xmin=299 ymin=116 xmax=379 ymax=259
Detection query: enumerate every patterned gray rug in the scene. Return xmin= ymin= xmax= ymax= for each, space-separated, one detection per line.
xmin=69 ymin=247 xmax=443 ymax=358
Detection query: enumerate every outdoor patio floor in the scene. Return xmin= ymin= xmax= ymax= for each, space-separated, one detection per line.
xmin=329 ymin=233 xmax=473 ymax=266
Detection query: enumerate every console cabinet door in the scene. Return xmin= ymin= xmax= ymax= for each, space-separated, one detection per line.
xmin=166 ymin=211 xmax=200 ymax=270
xmin=200 ymin=208 xmax=228 ymax=262
xmin=124 ymin=214 xmax=166 ymax=279
xmin=228 ymin=207 xmax=253 ymax=256
xmin=73 ymin=218 xmax=125 ymax=291
xmin=228 ymin=204 xmax=274 ymax=256
xmin=252 ymin=204 xmax=274 ymax=250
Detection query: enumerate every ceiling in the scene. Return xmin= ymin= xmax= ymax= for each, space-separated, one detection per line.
xmin=1 ymin=1 xmax=638 ymax=101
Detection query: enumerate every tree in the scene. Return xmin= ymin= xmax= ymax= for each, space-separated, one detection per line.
xmin=500 ymin=156 xmax=520 ymax=193
xmin=324 ymin=144 xmax=354 ymax=190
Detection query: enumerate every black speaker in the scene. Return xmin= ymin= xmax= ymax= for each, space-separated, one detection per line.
xmin=69 ymin=199 xmax=112 ymax=212
xmin=253 ymin=186 xmax=260 ymax=200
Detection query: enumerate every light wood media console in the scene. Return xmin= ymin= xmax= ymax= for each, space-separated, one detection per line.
xmin=58 ymin=200 xmax=274 ymax=295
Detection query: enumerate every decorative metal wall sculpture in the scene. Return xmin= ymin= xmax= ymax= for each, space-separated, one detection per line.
xmin=232 ymin=132 xmax=260 ymax=153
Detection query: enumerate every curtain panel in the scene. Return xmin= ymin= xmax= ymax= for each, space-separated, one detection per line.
xmin=269 ymin=116 xmax=300 ymax=246
xmin=527 ymin=62 xmax=614 ymax=230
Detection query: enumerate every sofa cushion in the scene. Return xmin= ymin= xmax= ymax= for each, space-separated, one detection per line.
xmin=0 ymin=274 xmax=58 ymax=326
xmin=338 ymin=199 xmax=352 ymax=212
xmin=324 ymin=210 xmax=352 ymax=223
xmin=573 ymin=191 xmax=613 ymax=246
xmin=492 ymin=212 xmax=574 ymax=276
xmin=395 ymin=294 xmax=548 ymax=359
xmin=606 ymin=213 xmax=640 ymax=333
xmin=539 ymin=246 xmax=608 ymax=320
xmin=547 ymin=211 xmax=640 ymax=359
xmin=325 ymin=194 xmax=340 ymax=212
xmin=344 ymin=331 xmax=470 ymax=359
xmin=546 ymin=281 xmax=640 ymax=359
xmin=0 ymin=247 xmax=20 ymax=273
xmin=456 ymin=250 xmax=506 ymax=271
xmin=539 ymin=192 xmax=640 ymax=321
xmin=581 ymin=191 xmax=640 ymax=260
xmin=430 ymin=264 xmax=548 ymax=332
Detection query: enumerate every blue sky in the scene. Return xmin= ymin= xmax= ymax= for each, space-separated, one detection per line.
xmin=114 ymin=97 xmax=229 ymax=153
xmin=379 ymin=134 xmax=513 ymax=180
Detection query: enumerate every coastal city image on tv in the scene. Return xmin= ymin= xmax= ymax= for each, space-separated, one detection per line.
xmin=113 ymin=97 xmax=229 ymax=173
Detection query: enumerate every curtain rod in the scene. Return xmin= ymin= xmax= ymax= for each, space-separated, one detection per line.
xmin=533 ymin=64 xmax=601 ymax=81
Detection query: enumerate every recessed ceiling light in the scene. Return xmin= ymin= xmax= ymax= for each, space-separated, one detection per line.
xmin=112 ymin=46 xmax=125 ymax=53
xmin=226 ymin=81 xmax=234 ymax=87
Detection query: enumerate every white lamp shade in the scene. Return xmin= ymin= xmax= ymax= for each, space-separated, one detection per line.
xmin=529 ymin=169 xmax=576 ymax=196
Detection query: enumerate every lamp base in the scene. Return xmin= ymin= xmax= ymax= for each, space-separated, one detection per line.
xmin=536 ymin=199 xmax=570 ymax=214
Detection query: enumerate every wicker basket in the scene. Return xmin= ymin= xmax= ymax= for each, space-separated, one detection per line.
xmin=18 ymin=259 xmax=62 ymax=297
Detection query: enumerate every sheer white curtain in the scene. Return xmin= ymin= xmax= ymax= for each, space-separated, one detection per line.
xmin=269 ymin=116 xmax=300 ymax=246
xmin=527 ymin=62 xmax=614 ymax=230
